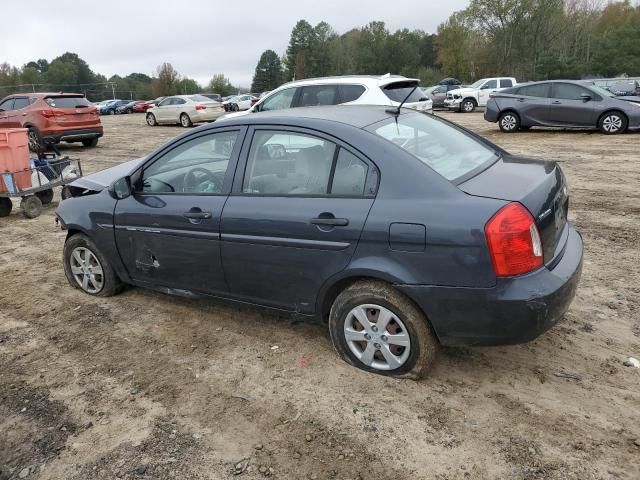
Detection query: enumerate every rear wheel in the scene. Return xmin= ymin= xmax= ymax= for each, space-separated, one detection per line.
xmin=146 ymin=113 xmax=157 ymax=126
xmin=108 ymin=109 xmax=116 ymax=115
xmin=63 ymin=234 xmax=123 ymax=297
xmin=329 ymin=280 xmax=439 ymax=379
xmin=461 ymin=98 xmax=476 ymax=113
xmin=126 ymin=108 xmax=133 ymax=114
xmin=598 ymin=111 xmax=627 ymax=134
xmin=27 ymin=127 xmax=42 ymax=152
xmin=36 ymin=189 xmax=54 ymax=205
xmin=82 ymin=138 xmax=99 ymax=147
xmin=498 ymin=112 xmax=520 ymax=133
xmin=0 ymin=198 xmax=12 ymax=217
xmin=180 ymin=113 xmax=193 ymax=128
xmin=21 ymin=195 xmax=42 ymax=219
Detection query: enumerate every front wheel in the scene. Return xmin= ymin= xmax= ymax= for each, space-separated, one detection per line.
xmin=460 ymin=99 xmax=476 ymax=113
xmin=598 ymin=112 xmax=627 ymax=134
xmin=180 ymin=113 xmax=193 ymax=128
xmin=329 ymin=281 xmax=439 ymax=379
xmin=63 ymin=234 xmax=123 ymax=296
xmin=0 ymin=197 xmax=12 ymax=217
xmin=146 ymin=113 xmax=157 ymax=126
xmin=498 ymin=112 xmax=520 ymax=133
xmin=82 ymin=138 xmax=99 ymax=147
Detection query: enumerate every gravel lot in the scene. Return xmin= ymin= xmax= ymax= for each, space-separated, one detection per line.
xmin=1 ymin=112 xmax=639 ymax=480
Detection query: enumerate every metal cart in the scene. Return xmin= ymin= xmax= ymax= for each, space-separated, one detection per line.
xmin=0 ymin=156 xmax=83 ymax=219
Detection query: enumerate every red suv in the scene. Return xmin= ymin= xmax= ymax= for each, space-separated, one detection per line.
xmin=0 ymin=93 xmax=103 ymax=151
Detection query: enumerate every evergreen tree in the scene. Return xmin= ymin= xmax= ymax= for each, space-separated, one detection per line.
xmin=251 ymin=50 xmax=283 ymax=92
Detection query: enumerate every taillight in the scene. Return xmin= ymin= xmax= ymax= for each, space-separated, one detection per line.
xmin=195 ymin=105 xmax=206 ymax=111
xmin=40 ymin=109 xmax=65 ymax=118
xmin=485 ymin=202 xmax=543 ymax=276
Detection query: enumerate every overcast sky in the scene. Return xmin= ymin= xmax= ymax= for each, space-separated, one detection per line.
xmin=2 ymin=0 xmax=469 ymax=87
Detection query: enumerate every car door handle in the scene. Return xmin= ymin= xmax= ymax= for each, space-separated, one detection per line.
xmin=183 ymin=211 xmax=212 ymax=219
xmin=517 ymin=98 xmax=526 ymax=102
xmin=552 ymin=100 xmax=562 ymax=104
xmin=311 ymin=216 xmax=349 ymax=227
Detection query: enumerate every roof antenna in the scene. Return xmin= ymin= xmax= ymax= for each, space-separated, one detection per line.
xmin=386 ymin=85 xmax=418 ymax=115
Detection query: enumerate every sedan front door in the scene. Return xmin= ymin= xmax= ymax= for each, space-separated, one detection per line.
xmin=220 ymin=127 xmax=377 ymax=313
xmin=114 ymin=128 xmax=244 ymax=295
xmin=547 ymin=83 xmax=597 ymax=126
xmin=154 ymin=97 xmax=174 ymax=122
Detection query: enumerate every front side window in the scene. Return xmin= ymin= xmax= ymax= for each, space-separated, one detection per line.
xmin=12 ymin=98 xmax=29 ymax=109
xmin=368 ymin=113 xmax=496 ymax=182
xmin=553 ymin=83 xmax=590 ymax=100
xmin=243 ymin=130 xmax=335 ymax=195
xmin=298 ymin=85 xmax=339 ymax=107
xmin=260 ymin=88 xmax=297 ymax=112
xmin=157 ymin=98 xmax=172 ymax=107
xmin=482 ymin=80 xmax=498 ymax=89
xmin=0 ymin=98 xmax=14 ymax=111
xmin=141 ymin=131 xmax=238 ymax=194
xmin=433 ymin=86 xmax=447 ymax=94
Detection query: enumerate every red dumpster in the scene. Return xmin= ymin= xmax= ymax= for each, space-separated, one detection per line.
xmin=0 ymin=128 xmax=31 ymax=193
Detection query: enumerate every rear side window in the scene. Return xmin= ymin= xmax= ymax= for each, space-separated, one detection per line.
xmin=298 ymin=85 xmax=339 ymax=107
xmin=339 ymin=84 xmax=366 ymax=103
xmin=518 ymin=84 xmax=550 ymax=97
xmin=189 ymin=95 xmax=212 ymax=102
xmin=500 ymin=79 xmax=513 ymax=88
xmin=382 ymin=82 xmax=426 ymax=103
xmin=368 ymin=113 xmax=496 ymax=182
xmin=45 ymin=96 xmax=91 ymax=108
xmin=331 ymin=149 xmax=368 ymax=196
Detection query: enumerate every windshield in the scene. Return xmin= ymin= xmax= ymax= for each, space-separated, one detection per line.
xmin=587 ymin=84 xmax=615 ymax=98
xmin=368 ymin=113 xmax=497 ymax=182
xmin=469 ymin=79 xmax=486 ymax=89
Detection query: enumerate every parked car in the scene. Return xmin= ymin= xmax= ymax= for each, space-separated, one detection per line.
xmin=223 ymin=94 xmax=256 ymax=112
xmin=445 ymin=77 xmax=518 ymax=113
xmin=116 ymin=100 xmax=144 ymax=114
xmin=427 ymin=84 xmax=464 ymax=109
xmin=146 ymin=94 xmax=226 ymax=127
xmin=0 ymin=92 xmax=103 ymax=150
xmin=56 ymin=105 xmax=582 ymax=378
xmin=438 ymin=77 xmax=462 ymax=86
xmin=99 ymin=100 xmax=131 ymax=115
xmin=133 ymin=100 xmax=156 ymax=113
xmin=607 ymin=80 xmax=640 ymax=96
xmin=484 ymin=80 xmax=640 ymax=134
xmin=222 ymin=74 xmax=433 ymax=120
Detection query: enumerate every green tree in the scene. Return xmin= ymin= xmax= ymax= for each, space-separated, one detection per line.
xmin=251 ymin=50 xmax=283 ymax=92
xmin=153 ymin=62 xmax=180 ymax=96
xmin=355 ymin=21 xmax=390 ymax=74
xmin=178 ymin=78 xmax=201 ymax=94
xmin=207 ymin=73 xmax=235 ymax=96
xmin=45 ymin=59 xmax=79 ymax=89
xmin=436 ymin=12 xmax=476 ymax=80
xmin=284 ymin=20 xmax=316 ymax=80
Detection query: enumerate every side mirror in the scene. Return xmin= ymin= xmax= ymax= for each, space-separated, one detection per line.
xmin=109 ymin=176 xmax=132 ymax=200
xmin=581 ymin=93 xmax=592 ymax=102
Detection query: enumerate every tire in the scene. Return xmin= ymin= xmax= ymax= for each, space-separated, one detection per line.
xmin=598 ymin=111 xmax=627 ymax=134
xmin=498 ymin=111 xmax=520 ymax=133
xmin=20 ymin=195 xmax=42 ymax=219
xmin=231 ymin=103 xmax=239 ymax=112
xmin=126 ymin=108 xmax=133 ymax=114
xmin=146 ymin=113 xmax=157 ymax=126
xmin=63 ymin=233 xmax=123 ymax=297
xmin=82 ymin=138 xmax=99 ymax=148
xmin=329 ymin=280 xmax=439 ymax=379
xmin=108 ymin=109 xmax=116 ymax=115
xmin=460 ymin=98 xmax=476 ymax=113
xmin=27 ymin=127 xmax=42 ymax=152
xmin=0 ymin=198 xmax=12 ymax=217
xmin=180 ymin=113 xmax=192 ymax=128
xmin=36 ymin=189 xmax=54 ymax=205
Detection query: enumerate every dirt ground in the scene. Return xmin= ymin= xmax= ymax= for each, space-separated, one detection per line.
xmin=1 ymin=111 xmax=639 ymax=480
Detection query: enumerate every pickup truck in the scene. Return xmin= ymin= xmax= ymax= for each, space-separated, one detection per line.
xmin=444 ymin=77 xmax=517 ymax=113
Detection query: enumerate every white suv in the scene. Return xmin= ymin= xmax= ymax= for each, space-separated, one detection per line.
xmin=221 ymin=74 xmax=433 ymax=119
xmin=444 ymin=77 xmax=517 ymax=113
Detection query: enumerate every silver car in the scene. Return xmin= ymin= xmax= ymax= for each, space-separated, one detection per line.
xmin=146 ymin=95 xmax=226 ymax=127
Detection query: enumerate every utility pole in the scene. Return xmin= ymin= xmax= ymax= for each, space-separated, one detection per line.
xmin=31 ymin=84 xmax=35 ymax=93
xmin=111 ymin=82 xmax=116 ymax=100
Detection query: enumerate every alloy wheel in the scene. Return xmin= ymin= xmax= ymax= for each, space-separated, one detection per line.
xmin=69 ymin=247 xmax=104 ymax=294
xmin=501 ymin=114 xmax=517 ymax=131
xmin=28 ymin=129 xmax=40 ymax=151
xmin=343 ymin=304 xmax=411 ymax=371
xmin=602 ymin=114 xmax=622 ymax=133
xmin=463 ymin=100 xmax=475 ymax=112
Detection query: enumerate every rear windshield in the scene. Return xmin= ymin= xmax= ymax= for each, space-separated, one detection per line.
xmin=368 ymin=113 xmax=497 ymax=182
xmin=189 ymin=95 xmax=215 ymax=102
xmin=45 ymin=96 xmax=91 ymax=108
xmin=382 ymin=82 xmax=427 ymax=103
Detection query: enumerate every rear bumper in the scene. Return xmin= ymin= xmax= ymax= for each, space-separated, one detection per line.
xmin=192 ymin=110 xmax=226 ymax=122
xmin=397 ymin=224 xmax=583 ymax=346
xmin=41 ymin=127 xmax=104 ymax=144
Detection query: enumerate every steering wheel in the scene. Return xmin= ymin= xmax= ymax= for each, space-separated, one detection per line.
xmin=183 ymin=167 xmax=222 ymax=193
xmin=143 ymin=178 xmax=174 ymax=192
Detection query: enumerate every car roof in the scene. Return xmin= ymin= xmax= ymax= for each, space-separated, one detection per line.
xmin=216 ymin=104 xmax=407 ymax=129
xmin=6 ymin=92 xmax=84 ymax=98
xmin=278 ymin=74 xmax=419 ymax=88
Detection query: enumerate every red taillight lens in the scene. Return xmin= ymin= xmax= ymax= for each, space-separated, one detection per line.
xmin=40 ymin=109 xmax=65 ymax=118
xmin=195 ymin=105 xmax=206 ymax=111
xmin=485 ymin=202 xmax=543 ymax=276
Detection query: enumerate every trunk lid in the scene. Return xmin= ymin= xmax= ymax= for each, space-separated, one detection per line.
xmin=459 ymin=155 xmax=569 ymax=264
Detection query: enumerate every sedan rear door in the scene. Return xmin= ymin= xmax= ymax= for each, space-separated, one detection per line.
xmin=509 ymin=83 xmax=552 ymax=125
xmin=220 ymin=126 xmax=378 ymax=313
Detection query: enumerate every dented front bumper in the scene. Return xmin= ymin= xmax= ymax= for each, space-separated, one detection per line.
xmin=397 ymin=225 xmax=583 ymax=346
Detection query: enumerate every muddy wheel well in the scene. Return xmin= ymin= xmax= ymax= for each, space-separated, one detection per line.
xmin=320 ymin=276 xmax=396 ymax=323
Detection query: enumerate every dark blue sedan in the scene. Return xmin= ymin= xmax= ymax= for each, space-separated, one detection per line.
xmin=55 ymin=106 xmax=583 ymax=378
